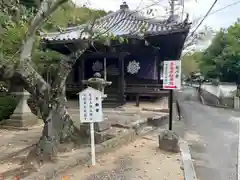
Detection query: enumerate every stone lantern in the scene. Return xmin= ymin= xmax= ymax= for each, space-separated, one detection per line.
xmin=82 ymin=72 xmax=112 ymax=98
xmin=4 ymin=89 xmax=39 ymax=128
xmin=80 ymin=73 xmax=112 ymax=143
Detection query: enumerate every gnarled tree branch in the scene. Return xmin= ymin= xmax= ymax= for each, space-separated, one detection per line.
xmin=18 ymin=0 xmax=68 ymax=98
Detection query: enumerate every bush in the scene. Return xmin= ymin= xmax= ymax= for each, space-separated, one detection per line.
xmin=0 ymin=94 xmax=18 ymax=121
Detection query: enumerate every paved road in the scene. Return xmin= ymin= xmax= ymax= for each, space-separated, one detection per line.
xmin=179 ymin=88 xmax=239 ymax=180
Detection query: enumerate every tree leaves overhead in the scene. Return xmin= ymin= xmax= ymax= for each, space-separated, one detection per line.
xmin=199 ymin=20 xmax=240 ymax=82
xmin=181 ymin=52 xmax=201 ymax=76
xmin=42 ymin=2 xmax=107 ymax=31
xmin=19 ymin=0 xmax=42 ymax=9
xmin=0 ymin=0 xmax=107 ymax=73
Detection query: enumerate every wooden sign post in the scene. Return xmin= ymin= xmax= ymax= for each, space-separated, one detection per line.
xmin=162 ymin=60 xmax=181 ymax=130
xmin=79 ymin=87 xmax=103 ymax=166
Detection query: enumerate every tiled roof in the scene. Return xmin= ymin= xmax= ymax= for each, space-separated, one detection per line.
xmin=41 ymin=5 xmax=189 ymax=42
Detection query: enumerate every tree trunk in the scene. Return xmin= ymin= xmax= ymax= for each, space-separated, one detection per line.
xmin=35 ymin=106 xmax=74 ymax=161
xmin=14 ymin=0 xmax=90 ymax=165
xmin=28 ymin=85 xmax=79 ymax=163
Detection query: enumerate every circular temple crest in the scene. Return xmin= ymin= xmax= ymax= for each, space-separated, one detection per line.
xmin=92 ymin=60 xmax=103 ymax=72
xmin=127 ymin=60 xmax=140 ymax=74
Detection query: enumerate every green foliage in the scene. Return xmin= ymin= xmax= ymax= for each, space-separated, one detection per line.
xmin=199 ymin=20 xmax=240 ymax=82
xmin=0 ymin=94 xmax=17 ymax=121
xmin=0 ymin=1 xmax=107 ymax=74
xmin=0 ymin=0 xmax=34 ymax=70
xmin=1 ymin=22 xmax=27 ymax=56
xmin=42 ymin=2 xmax=107 ymax=31
xmin=32 ymin=49 xmax=62 ymax=72
xmin=181 ymin=52 xmax=202 ymax=76
xmin=19 ymin=0 xmax=41 ymax=9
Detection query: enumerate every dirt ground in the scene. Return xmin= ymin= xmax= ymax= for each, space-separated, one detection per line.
xmin=54 ymin=130 xmax=183 ymax=180
xmin=0 ymin=124 xmax=42 ymax=179
xmin=0 ymin=99 xmax=170 ymax=179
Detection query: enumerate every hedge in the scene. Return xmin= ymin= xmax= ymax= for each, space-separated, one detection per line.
xmin=0 ymin=94 xmax=18 ymax=121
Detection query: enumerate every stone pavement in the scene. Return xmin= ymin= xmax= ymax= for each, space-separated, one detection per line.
xmin=68 ymin=98 xmax=168 ymax=119
xmin=54 ymin=129 xmax=183 ymax=180
xmin=68 ymin=99 xmax=169 ymax=144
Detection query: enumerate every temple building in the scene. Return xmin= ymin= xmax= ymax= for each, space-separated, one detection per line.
xmin=41 ymin=2 xmax=191 ymax=107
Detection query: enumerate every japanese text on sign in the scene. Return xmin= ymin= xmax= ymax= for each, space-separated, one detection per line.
xmin=79 ymin=87 xmax=103 ymax=123
xmin=163 ymin=60 xmax=181 ymax=89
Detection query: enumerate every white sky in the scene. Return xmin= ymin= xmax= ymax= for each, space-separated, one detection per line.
xmin=72 ymin=0 xmax=240 ymax=30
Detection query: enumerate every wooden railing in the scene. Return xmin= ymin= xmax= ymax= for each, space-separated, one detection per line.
xmin=66 ymin=84 xmax=81 ymax=91
xmin=66 ymin=83 xmax=168 ymax=95
xmin=125 ymin=84 xmax=167 ymax=94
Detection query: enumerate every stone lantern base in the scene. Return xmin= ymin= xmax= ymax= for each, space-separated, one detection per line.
xmin=6 ymin=113 xmax=39 ymax=127
xmin=3 ymin=90 xmax=40 ymax=128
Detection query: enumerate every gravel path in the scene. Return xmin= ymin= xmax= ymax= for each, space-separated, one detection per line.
xmin=55 ymin=131 xmax=183 ymax=180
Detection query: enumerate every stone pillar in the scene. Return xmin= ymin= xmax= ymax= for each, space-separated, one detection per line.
xmin=234 ymin=96 xmax=240 ymax=109
xmin=158 ymin=130 xmax=180 ymax=153
xmin=4 ymin=89 xmax=39 ymax=127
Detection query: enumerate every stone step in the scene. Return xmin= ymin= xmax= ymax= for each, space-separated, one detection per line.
xmin=103 ymin=93 xmax=125 ymax=108
xmin=103 ymin=102 xmax=121 ymax=108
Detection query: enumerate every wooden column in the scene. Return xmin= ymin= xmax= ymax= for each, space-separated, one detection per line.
xmin=156 ymin=56 xmax=161 ymax=84
xmin=80 ymin=58 xmax=85 ymax=90
xmin=118 ymin=53 xmax=125 ymax=105
xmin=136 ymin=94 xmax=140 ymax=107
xmin=73 ymin=60 xmax=80 ymax=83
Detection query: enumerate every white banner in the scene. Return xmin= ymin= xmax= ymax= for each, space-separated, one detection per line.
xmin=163 ymin=60 xmax=181 ymax=89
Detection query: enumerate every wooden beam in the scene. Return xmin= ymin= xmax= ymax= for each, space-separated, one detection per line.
xmin=85 ymin=51 xmax=129 ymax=59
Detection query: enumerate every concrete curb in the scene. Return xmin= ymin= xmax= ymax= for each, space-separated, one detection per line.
xmin=179 ymin=139 xmax=197 ymax=180
xmin=147 ymin=114 xmax=169 ymax=127
xmin=24 ymin=114 xmax=169 ymax=180
xmin=142 ymin=108 xmax=169 ymax=113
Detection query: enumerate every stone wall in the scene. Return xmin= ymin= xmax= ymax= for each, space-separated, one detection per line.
xmin=200 ymin=88 xmax=220 ymax=106
xmin=199 ymin=83 xmax=236 ymax=108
